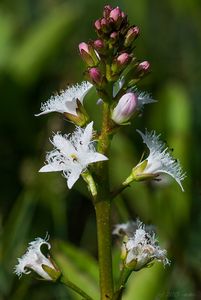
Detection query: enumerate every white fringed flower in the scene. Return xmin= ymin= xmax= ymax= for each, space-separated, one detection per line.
xmin=120 ymin=221 xmax=170 ymax=270
xmin=113 ymin=221 xmax=154 ymax=237
xmin=14 ymin=236 xmax=56 ymax=280
xmin=36 ymin=81 xmax=92 ymax=116
xmin=133 ymin=129 xmax=185 ymax=191
xmin=136 ymin=90 xmax=156 ymax=108
xmin=39 ymin=122 xmax=108 ymax=189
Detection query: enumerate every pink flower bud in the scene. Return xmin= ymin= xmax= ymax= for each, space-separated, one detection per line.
xmin=94 ymin=19 xmax=101 ymax=31
xmin=93 ymin=39 xmax=104 ymax=50
xmin=88 ymin=67 xmax=102 ymax=85
xmin=124 ymin=26 xmax=140 ymax=47
xmin=117 ymin=53 xmax=130 ymax=66
xmin=110 ymin=32 xmax=118 ymax=39
xmin=79 ymin=42 xmax=90 ymax=55
xmin=138 ymin=61 xmax=150 ymax=72
xmin=79 ymin=42 xmax=95 ymax=66
xmin=111 ymin=92 xmax=138 ymax=124
xmin=79 ymin=42 xmax=99 ymax=66
xmin=100 ymin=18 xmax=107 ymax=27
xmin=109 ymin=7 xmax=122 ymax=22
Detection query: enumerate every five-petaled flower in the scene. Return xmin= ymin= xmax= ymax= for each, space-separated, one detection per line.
xmin=126 ymin=129 xmax=185 ymax=191
xmin=39 ymin=122 xmax=108 ymax=189
xmin=14 ymin=236 xmax=60 ymax=281
xmin=35 ymin=81 xmax=92 ymax=117
xmin=114 ymin=220 xmax=170 ymax=271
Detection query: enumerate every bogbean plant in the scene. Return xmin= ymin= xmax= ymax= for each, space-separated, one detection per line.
xmin=14 ymin=5 xmax=185 ymax=300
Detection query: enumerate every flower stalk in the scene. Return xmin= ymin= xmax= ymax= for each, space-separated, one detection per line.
xmin=60 ymin=275 xmax=94 ymax=300
xmin=95 ymin=199 xmax=113 ymax=300
xmin=95 ymin=101 xmax=114 ymax=300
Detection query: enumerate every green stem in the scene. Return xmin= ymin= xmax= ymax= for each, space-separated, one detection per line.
xmin=82 ymin=171 xmax=97 ymax=200
xmin=95 ymin=200 xmax=113 ymax=300
xmin=94 ymin=101 xmax=114 ymax=299
xmin=113 ymin=267 xmax=132 ymax=300
xmin=111 ymin=184 xmax=130 ymax=199
xmin=60 ymin=275 xmax=94 ymax=300
xmin=98 ymin=102 xmax=112 ymax=156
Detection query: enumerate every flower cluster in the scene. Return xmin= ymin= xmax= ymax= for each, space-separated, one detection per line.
xmin=78 ymin=5 xmax=153 ymax=125
xmin=113 ymin=220 xmax=170 ymax=271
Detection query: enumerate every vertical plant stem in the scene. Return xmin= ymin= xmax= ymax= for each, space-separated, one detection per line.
xmin=95 ymin=199 xmax=113 ymax=300
xmin=95 ymin=101 xmax=114 ymax=299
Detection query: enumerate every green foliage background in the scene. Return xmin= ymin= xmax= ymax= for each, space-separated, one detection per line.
xmin=0 ymin=0 xmax=200 ymax=299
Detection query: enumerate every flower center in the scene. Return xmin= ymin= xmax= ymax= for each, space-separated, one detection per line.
xmin=70 ymin=154 xmax=78 ymax=162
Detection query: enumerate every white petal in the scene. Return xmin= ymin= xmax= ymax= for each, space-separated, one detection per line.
xmin=35 ymin=110 xmax=56 ymax=116
xmin=67 ymin=169 xmax=82 ymax=189
xmin=35 ymin=81 xmax=92 ymax=117
xmin=80 ymin=122 xmax=94 ymax=147
xmin=87 ymin=152 xmax=108 ymax=164
xmin=156 ymin=169 xmax=184 ymax=192
xmin=63 ymin=100 xmax=78 ymax=116
xmin=39 ymin=164 xmax=64 ymax=172
xmin=52 ymin=134 xmax=75 ymax=155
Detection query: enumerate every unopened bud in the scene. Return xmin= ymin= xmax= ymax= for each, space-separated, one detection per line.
xmin=79 ymin=42 xmax=99 ymax=66
xmin=137 ymin=61 xmax=150 ymax=73
xmin=79 ymin=42 xmax=90 ymax=54
xmin=93 ymin=39 xmax=104 ymax=52
xmin=88 ymin=67 xmax=102 ymax=85
xmin=94 ymin=19 xmax=101 ymax=31
xmin=110 ymin=31 xmax=118 ymax=41
xmin=112 ymin=53 xmax=131 ymax=74
xmin=103 ymin=5 xmax=113 ymax=18
xmin=124 ymin=26 xmax=140 ymax=47
xmin=111 ymin=92 xmax=138 ymax=124
xmin=117 ymin=53 xmax=131 ymax=66
xmin=109 ymin=7 xmax=122 ymax=22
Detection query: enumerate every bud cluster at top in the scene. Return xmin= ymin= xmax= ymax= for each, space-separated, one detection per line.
xmin=79 ymin=5 xmax=150 ymax=88
xmin=77 ymin=5 xmax=153 ymax=126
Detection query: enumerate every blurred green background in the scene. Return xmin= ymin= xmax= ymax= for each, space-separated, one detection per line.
xmin=0 ymin=0 xmax=201 ymax=299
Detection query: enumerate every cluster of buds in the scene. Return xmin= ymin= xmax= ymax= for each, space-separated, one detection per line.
xmin=78 ymin=5 xmax=151 ymax=126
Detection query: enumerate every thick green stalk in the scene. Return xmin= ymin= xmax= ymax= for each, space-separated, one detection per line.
xmin=94 ymin=102 xmax=114 ymax=299
xmin=95 ymin=199 xmax=113 ymax=300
